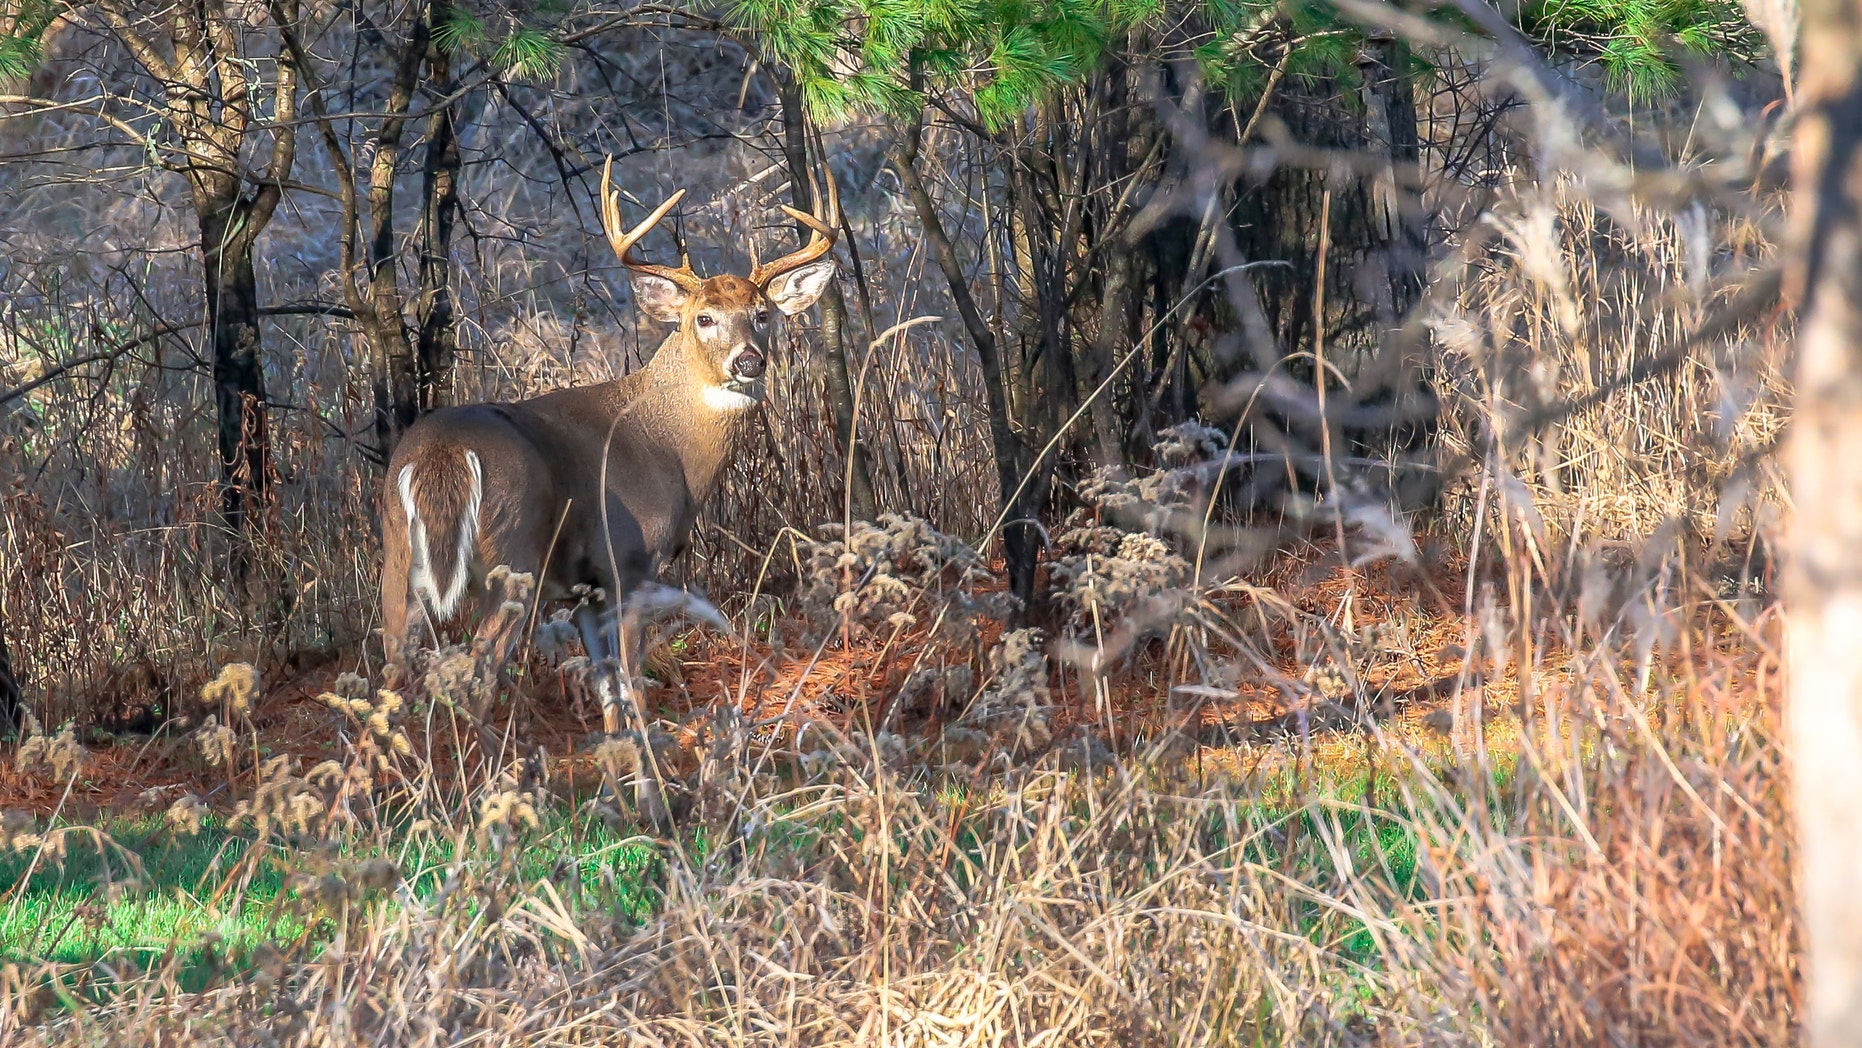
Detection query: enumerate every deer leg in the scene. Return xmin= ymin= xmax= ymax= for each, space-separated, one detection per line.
xmin=469 ymin=576 xmax=534 ymax=690
xmin=381 ymin=531 xmax=416 ymax=686
xmin=574 ymin=602 xmax=636 ymax=735
xmin=615 ymin=601 xmax=673 ymax=828
xmin=616 ymin=605 xmax=646 ymax=719
xmin=575 ymin=599 xmax=672 ymax=827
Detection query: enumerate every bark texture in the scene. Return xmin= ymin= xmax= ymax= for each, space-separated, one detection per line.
xmin=0 ymin=628 xmax=20 ymax=729
xmin=1788 ymin=0 xmax=1862 ymax=1040
xmin=95 ymin=0 xmax=299 ymax=548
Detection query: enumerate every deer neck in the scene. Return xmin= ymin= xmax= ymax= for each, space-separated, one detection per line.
xmin=618 ymin=330 xmax=756 ymax=501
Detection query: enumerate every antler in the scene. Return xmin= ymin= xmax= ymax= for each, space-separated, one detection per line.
xmin=600 ymin=157 xmax=705 ymax=292
xmin=749 ymin=164 xmax=839 ymax=289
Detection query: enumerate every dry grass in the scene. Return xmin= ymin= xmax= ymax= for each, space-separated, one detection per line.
xmin=0 ymin=522 xmax=1795 ymax=1045
xmin=0 ymin=21 xmax=1801 ymax=1048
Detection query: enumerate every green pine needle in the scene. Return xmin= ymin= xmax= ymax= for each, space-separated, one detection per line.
xmin=492 ymin=28 xmax=563 ymax=81
xmin=734 ymin=0 xmax=1768 ymax=126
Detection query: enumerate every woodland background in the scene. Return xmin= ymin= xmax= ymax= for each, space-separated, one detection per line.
xmin=0 ymin=0 xmax=1814 ymax=1041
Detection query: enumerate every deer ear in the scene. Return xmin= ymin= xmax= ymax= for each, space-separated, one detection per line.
xmin=767 ymin=259 xmax=837 ymax=316
xmin=631 ymin=274 xmax=688 ymax=323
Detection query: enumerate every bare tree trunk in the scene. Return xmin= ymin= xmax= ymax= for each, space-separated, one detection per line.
xmin=778 ymin=73 xmax=875 ymax=519
xmin=1081 ymin=48 xmax=1151 ymax=466
xmin=1788 ymin=0 xmax=1862 ymax=1040
xmin=416 ymin=3 xmax=461 ymax=413
xmin=199 ymin=198 xmax=272 ymax=540
xmin=1006 ymin=137 xmax=1074 ymax=445
xmin=0 ymin=627 xmax=20 ymax=729
xmin=897 ymin=110 xmax=1041 ymax=605
xmin=278 ymin=0 xmax=442 ymax=453
xmin=367 ymin=9 xmax=432 ymax=445
xmin=98 ymin=0 xmax=297 ymax=562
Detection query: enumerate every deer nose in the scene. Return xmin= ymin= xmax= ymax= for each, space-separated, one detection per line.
xmin=729 ymin=348 xmax=766 ymax=380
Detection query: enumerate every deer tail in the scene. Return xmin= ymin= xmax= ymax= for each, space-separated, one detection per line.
xmin=397 ymin=447 xmax=483 ymax=620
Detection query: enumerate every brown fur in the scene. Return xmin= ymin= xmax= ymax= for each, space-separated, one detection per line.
xmin=379 ymin=262 xmax=834 ymax=687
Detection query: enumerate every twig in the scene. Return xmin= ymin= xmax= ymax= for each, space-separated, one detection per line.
xmin=0 ymin=303 xmax=356 ymax=409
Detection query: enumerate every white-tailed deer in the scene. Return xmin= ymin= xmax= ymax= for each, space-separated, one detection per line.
xmin=380 ymin=158 xmax=838 ymax=733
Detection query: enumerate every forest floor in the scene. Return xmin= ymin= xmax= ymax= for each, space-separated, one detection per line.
xmin=0 ymin=543 xmax=1495 ymax=962
xmin=0 ymin=541 xmax=1787 ymax=1041
xmin=0 ymin=544 xmax=1529 ymax=820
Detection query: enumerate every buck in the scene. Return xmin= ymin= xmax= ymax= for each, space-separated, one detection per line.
xmin=380 ymin=159 xmax=838 ymax=733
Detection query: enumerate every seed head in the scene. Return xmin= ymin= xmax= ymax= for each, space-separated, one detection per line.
xmin=202 ymin=662 xmax=259 ymax=716
xmin=166 ymin=794 xmax=207 ymax=836
xmin=16 ymin=722 xmax=85 ymax=780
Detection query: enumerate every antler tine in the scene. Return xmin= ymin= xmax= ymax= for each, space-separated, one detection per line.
xmin=779 ymin=160 xmax=840 ymax=237
xmin=751 ymin=164 xmax=840 ymax=288
xmin=600 ymin=156 xmax=704 ymax=292
xmin=776 ymin=204 xmax=835 ymax=239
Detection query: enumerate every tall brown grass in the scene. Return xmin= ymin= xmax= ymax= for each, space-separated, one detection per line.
xmin=0 ymin=589 xmax=1792 ymax=1045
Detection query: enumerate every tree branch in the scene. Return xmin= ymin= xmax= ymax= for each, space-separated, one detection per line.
xmin=0 ymin=304 xmax=357 ymax=409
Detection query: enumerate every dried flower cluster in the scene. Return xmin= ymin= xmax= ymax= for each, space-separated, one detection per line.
xmin=164 ymin=793 xmax=208 ymax=836
xmin=797 ymin=513 xmax=1016 ymax=642
xmin=190 ymin=715 xmax=237 ymax=768
xmin=951 ymin=628 xmax=1056 ymax=763
xmin=200 ymin=662 xmax=258 ymax=718
xmin=1047 ymin=529 xmax=1193 ymax=639
xmin=1074 ymin=422 xmax=1233 ymax=532
xmin=423 ymin=646 xmax=488 ymax=713
xmin=1299 ymin=621 xmax=1406 ymax=715
xmin=1 ymin=808 xmax=41 ymax=853
xmin=228 ymin=756 xmax=332 ymax=839
xmin=318 ymin=673 xmax=414 ymax=770
xmin=1044 ymin=423 xmax=1235 ymax=649
xmin=477 ymin=785 xmax=540 ymax=843
xmin=591 ymin=728 xmax=682 ymax=828
xmin=12 ymin=711 xmax=84 ymax=781
xmin=13 ymin=715 xmax=83 ymax=780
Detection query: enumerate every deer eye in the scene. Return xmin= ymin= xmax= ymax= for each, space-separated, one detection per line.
xmin=754 ymin=310 xmax=769 ymax=326
xmin=696 ymin=314 xmax=716 ymax=328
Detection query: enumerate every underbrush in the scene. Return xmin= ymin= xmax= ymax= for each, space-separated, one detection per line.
xmin=0 ymin=508 xmax=1795 ymax=1044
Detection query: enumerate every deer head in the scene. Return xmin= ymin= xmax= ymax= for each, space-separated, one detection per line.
xmin=599 ymin=159 xmax=839 ymax=411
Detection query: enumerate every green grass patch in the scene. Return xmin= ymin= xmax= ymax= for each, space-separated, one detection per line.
xmin=0 ymin=811 xmax=673 ymax=981
xmin=1 ymin=748 xmax=1519 ymax=1011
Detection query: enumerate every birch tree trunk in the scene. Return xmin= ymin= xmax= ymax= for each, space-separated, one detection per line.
xmin=1787 ymin=0 xmax=1862 ymax=1040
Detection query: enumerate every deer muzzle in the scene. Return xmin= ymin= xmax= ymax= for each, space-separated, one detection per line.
xmin=727 ymin=348 xmax=766 ymax=381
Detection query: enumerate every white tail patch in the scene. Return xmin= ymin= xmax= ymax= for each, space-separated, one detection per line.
xmin=399 ymin=449 xmax=483 ymax=619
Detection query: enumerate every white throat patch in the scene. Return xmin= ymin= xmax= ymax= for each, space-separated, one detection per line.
xmin=702 ymin=385 xmax=759 ymax=412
